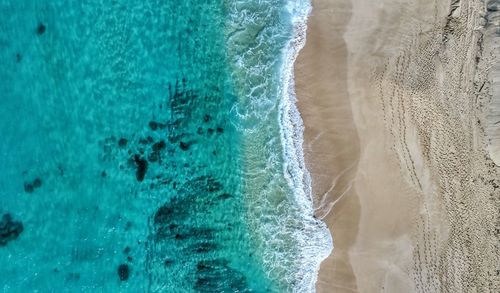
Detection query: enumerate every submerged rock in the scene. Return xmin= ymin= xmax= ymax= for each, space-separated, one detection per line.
xmin=0 ymin=214 xmax=24 ymax=246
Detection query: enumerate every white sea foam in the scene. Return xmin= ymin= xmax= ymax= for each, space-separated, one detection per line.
xmin=277 ymin=1 xmax=333 ymax=292
xmin=224 ymin=0 xmax=333 ymax=291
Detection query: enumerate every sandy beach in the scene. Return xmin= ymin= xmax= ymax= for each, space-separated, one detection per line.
xmin=296 ymin=0 xmax=500 ymax=292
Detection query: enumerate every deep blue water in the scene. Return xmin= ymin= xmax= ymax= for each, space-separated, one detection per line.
xmin=0 ymin=0 xmax=331 ymax=292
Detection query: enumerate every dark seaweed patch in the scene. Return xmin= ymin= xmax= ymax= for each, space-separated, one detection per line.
xmin=207 ymin=181 xmax=222 ymax=193
xmin=188 ymin=176 xmax=223 ymax=193
xmin=152 ymin=140 xmax=166 ymax=152
xmin=66 ymin=273 xmax=80 ymax=281
xmin=149 ymin=121 xmax=159 ymax=130
xmin=148 ymin=121 xmax=166 ymax=130
xmin=169 ymin=80 xmax=199 ymax=114
xmin=193 ymin=259 xmax=247 ymax=292
xmin=23 ymin=183 xmax=34 ymax=193
xmin=118 ymin=138 xmax=128 ymax=148
xmin=144 ymin=78 xmax=248 ymax=290
xmin=36 ymin=23 xmax=46 ymax=35
xmin=23 ymin=177 xmax=43 ymax=193
xmin=217 ymin=193 xmax=232 ymax=200
xmin=190 ymin=242 xmax=218 ymax=254
xmin=32 ymin=178 xmax=42 ymax=188
xmin=174 ymin=233 xmax=186 ymax=240
xmin=154 ymin=206 xmax=174 ymax=225
xmin=57 ymin=165 xmax=64 ymax=176
xmin=133 ymin=155 xmax=148 ymax=182
xmin=0 ymin=214 xmax=23 ymax=246
xmin=196 ymin=263 xmax=211 ymax=273
xmin=196 ymin=259 xmax=228 ymax=273
xmin=179 ymin=141 xmax=190 ymax=151
xmin=117 ymin=264 xmax=130 ymax=281
xmin=152 ymin=188 xmax=221 ymax=240
xmin=161 ymin=227 xmax=216 ymax=242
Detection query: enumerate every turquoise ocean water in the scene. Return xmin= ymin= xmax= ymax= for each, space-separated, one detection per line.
xmin=0 ymin=0 xmax=331 ymax=292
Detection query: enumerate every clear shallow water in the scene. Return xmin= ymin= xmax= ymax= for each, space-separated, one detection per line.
xmin=0 ymin=0 xmax=331 ymax=292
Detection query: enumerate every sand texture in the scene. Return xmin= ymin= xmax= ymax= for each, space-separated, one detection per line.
xmin=484 ymin=1 xmax=500 ymax=165
xmin=296 ymin=0 xmax=500 ymax=292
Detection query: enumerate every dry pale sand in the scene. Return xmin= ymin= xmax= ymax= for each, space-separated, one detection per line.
xmin=296 ymin=0 xmax=500 ymax=292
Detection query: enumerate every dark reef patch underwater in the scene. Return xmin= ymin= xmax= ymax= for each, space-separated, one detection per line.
xmin=0 ymin=0 xmax=330 ymax=292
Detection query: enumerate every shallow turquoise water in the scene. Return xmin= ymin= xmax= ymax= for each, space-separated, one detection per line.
xmin=0 ymin=0 xmax=330 ymax=292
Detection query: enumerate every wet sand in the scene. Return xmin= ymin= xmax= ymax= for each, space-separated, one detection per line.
xmin=296 ymin=0 xmax=500 ymax=292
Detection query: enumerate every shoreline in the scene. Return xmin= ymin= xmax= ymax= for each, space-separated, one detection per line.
xmin=294 ymin=1 xmax=362 ymax=291
xmin=279 ymin=1 xmax=333 ymax=292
